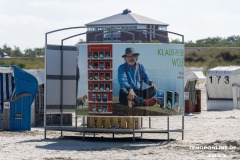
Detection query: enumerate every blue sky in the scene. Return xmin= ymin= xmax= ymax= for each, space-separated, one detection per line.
xmin=0 ymin=0 xmax=239 ymax=50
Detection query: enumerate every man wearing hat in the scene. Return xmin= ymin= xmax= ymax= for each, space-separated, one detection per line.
xmin=118 ymin=47 xmax=157 ymax=108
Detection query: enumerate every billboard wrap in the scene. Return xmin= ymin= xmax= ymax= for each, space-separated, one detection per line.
xmin=78 ymin=43 xmax=184 ymax=116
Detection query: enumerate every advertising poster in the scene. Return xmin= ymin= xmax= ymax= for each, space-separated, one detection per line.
xmin=77 ymin=43 xmax=184 ymax=116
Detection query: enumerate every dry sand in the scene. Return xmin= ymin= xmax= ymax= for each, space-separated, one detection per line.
xmin=0 ymin=89 xmax=240 ymax=160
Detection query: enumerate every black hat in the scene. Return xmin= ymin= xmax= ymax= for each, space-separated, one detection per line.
xmin=122 ymin=48 xmax=140 ymax=58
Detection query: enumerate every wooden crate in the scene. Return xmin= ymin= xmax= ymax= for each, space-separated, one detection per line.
xmin=127 ymin=117 xmax=140 ymax=129
xmin=87 ymin=117 xmax=141 ymax=129
xmin=120 ymin=117 xmax=127 ymax=129
xmin=102 ymin=117 xmax=110 ymax=128
xmin=87 ymin=117 xmax=95 ymax=128
xmin=110 ymin=117 xmax=119 ymax=127
xmin=95 ymin=117 xmax=103 ymax=128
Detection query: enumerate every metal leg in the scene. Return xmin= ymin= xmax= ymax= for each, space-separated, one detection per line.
xmin=182 ymin=116 xmax=184 ymax=140
xmin=141 ymin=117 xmax=143 ymax=137
xmin=0 ymin=115 xmax=3 ymax=131
xmin=112 ymin=133 xmax=114 ymax=139
xmin=83 ymin=116 xmax=85 ymax=140
xmin=60 ymin=112 xmax=63 ymax=138
xmin=83 ymin=132 xmax=85 ymax=140
xmin=149 ymin=117 xmax=151 ymax=128
xmin=167 ymin=116 xmax=169 ymax=140
xmin=44 ymin=129 xmax=46 ymax=139
xmin=132 ymin=116 xmax=135 ymax=142
xmin=75 ymin=115 xmax=77 ymax=129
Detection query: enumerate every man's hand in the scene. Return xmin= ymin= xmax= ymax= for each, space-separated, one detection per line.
xmin=127 ymin=89 xmax=136 ymax=100
xmin=151 ymin=83 xmax=157 ymax=91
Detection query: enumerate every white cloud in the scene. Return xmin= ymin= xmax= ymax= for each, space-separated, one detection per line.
xmin=0 ymin=0 xmax=240 ymax=49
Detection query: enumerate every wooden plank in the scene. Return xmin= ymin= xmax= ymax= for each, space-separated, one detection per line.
xmin=120 ymin=117 xmax=127 ymax=129
xmin=87 ymin=117 xmax=95 ymax=128
xmin=110 ymin=117 xmax=119 ymax=127
xmin=95 ymin=117 xmax=103 ymax=128
xmin=126 ymin=117 xmax=132 ymax=129
xmin=135 ymin=117 xmax=140 ymax=129
xmin=127 ymin=117 xmax=141 ymax=129
xmin=102 ymin=117 xmax=110 ymax=128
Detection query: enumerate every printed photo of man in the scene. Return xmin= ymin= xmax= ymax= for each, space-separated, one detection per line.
xmin=118 ymin=47 xmax=158 ymax=108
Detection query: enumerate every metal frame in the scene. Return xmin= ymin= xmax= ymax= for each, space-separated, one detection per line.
xmin=44 ymin=26 xmax=185 ymax=141
xmin=92 ymin=28 xmax=184 ymax=43
xmin=45 ymin=115 xmax=184 ymax=142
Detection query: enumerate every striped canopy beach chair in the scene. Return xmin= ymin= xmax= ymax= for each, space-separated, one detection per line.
xmin=0 ymin=66 xmax=38 ymax=131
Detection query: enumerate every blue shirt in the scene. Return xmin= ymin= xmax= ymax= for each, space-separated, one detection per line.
xmin=118 ymin=62 xmax=153 ymax=90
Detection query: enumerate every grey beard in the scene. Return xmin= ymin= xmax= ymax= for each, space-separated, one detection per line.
xmin=128 ymin=62 xmax=136 ymax=66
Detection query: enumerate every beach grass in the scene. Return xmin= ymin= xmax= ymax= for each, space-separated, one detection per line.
xmin=76 ymin=108 xmax=89 ymax=115
xmin=0 ymin=57 xmax=44 ymax=69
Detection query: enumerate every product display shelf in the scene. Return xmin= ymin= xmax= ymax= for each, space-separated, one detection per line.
xmin=88 ymin=49 xmax=113 ymax=115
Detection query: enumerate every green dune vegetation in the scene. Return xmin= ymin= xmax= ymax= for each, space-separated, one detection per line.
xmin=0 ymin=57 xmax=44 ymax=69
xmin=185 ymin=47 xmax=240 ymax=68
xmin=0 ymin=47 xmax=239 ymax=70
xmin=0 ymin=36 xmax=240 ymax=70
xmin=0 ymin=44 xmax=45 ymax=69
xmin=184 ymin=35 xmax=240 ymax=73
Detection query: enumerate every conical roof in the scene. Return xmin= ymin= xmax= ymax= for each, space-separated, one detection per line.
xmin=86 ymin=9 xmax=168 ymax=26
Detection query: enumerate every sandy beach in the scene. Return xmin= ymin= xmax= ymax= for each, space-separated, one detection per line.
xmin=0 ymin=89 xmax=240 ymax=160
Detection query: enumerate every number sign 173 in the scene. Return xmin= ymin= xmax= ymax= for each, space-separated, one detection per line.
xmin=209 ymin=76 xmax=229 ymax=84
